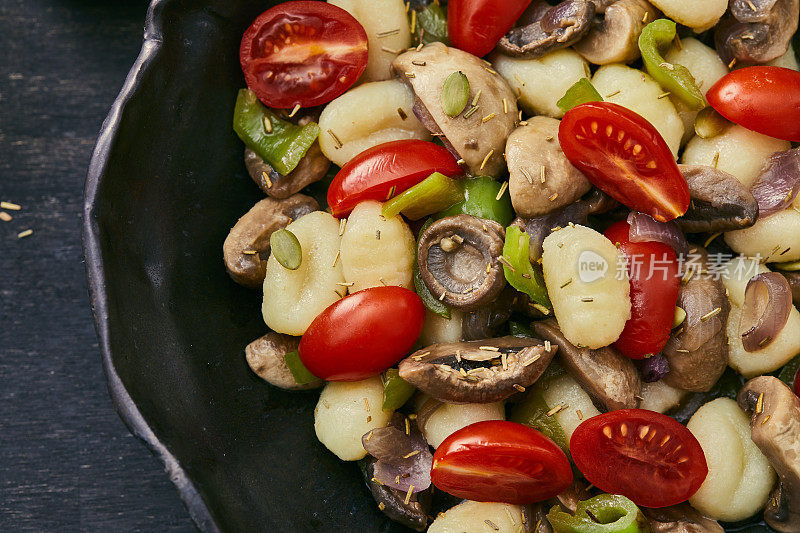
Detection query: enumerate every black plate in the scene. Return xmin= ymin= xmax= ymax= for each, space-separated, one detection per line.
xmin=82 ymin=0 xmax=774 ymax=531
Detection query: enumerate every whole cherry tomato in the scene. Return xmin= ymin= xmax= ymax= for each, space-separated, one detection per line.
xmin=327 ymin=140 xmax=463 ymax=218
xmin=707 ymin=66 xmax=800 ymax=142
xmin=431 ymin=420 xmax=572 ymax=505
xmin=447 ymin=0 xmax=533 ymax=57
xmin=559 ymin=102 xmax=690 ymax=222
xmin=240 ymin=2 xmax=368 ymax=109
xmin=570 ymin=409 xmax=708 ymax=508
xmin=604 ymin=221 xmax=680 ymax=359
xmin=298 ymin=286 xmax=425 ymax=381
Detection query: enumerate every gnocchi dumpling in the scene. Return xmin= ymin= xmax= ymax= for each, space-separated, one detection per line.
xmin=540 ymin=374 xmax=601 ymax=445
xmin=314 ymin=377 xmax=394 ymax=461
xmin=648 ymin=0 xmax=727 ymax=32
xmin=638 ymin=380 xmax=687 ymax=414
xmin=687 ymin=398 xmax=775 ymax=522
xmin=428 ymin=500 xmax=528 ymax=533
xmin=262 ymin=211 xmax=344 ymax=335
xmin=416 ymin=395 xmax=504 ymax=449
xmin=725 ymin=208 xmax=800 ymax=263
xmin=419 ymin=309 xmax=464 ymax=346
xmin=318 ymin=79 xmax=431 ymax=167
xmin=542 ymin=225 xmax=631 ymax=349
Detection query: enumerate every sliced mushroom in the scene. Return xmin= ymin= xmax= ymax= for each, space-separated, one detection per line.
xmin=715 ymin=0 xmax=799 ymax=65
xmin=738 ymin=376 xmax=800 ymax=532
xmin=462 ymin=287 xmax=524 ymax=341
xmin=643 ymin=504 xmax=724 ymax=533
xmin=552 ymin=479 xmax=592 ymax=514
xmin=393 ymin=42 xmax=518 ymax=177
xmin=497 ymin=0 xmax=596 ymax=58
xmin=779 ymin=271 xmax=800 ymax=307
xmin=245 ymin=332 xmax=323 ymax=390
xmin=244 ymin=142 xmax=330 ymax=199
xmin=573 ymin=0 xmax=659 ymax=65
xmin=399 ymin=336 xmax=556 ymax=403
xmin=533 ymin=318 xmax=641 ymax=410
xmin=582 ymin=187 xmax=619 ymax=215
xmin=512 ymin=201 xmax=591 ymax=263
xmin=662 ymin=247 xmax=730 ymax=392
xmin=223 ymin=194 xmax=319 ymax=288
xmin=418 ymin=215 xmax=507 ymax=311
xmin=359 ymin=456 xmax=432 ymax=531
xmin=507 ymin=118 xmax=592 ymax=218
xmin=677 ymin=164 xmax=759 ymax=233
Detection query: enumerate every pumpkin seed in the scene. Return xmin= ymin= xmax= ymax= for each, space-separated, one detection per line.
xmin=270 ymin=229 xmax=302 ymax=270
xmin=441 ymin=71 xmax=470 ymax=117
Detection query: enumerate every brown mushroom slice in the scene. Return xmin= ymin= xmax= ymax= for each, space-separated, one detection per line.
xmin=677 ymin=164 xmax=759 ymax=234
xmin=244 ymin=142 xmax=330 ymax=199
xmin=512 ymin=201 xmax=591 ymax=263
xmin=582 ymin=187 xmax=619 ymax=215
xmin=497 ymin=0 xmax=596 ymax=59
xmin=359 ymin=456 xmax=432 ymax=531
xmin=399 ymin=336 xmax=556 ymax=403
xmin=643 ymin=504 xmax=724 ymax=533
xmin=507 ymin=118 xmax=592 ymax=218
xmin=552 ymin=479 xmax=592 ymax=514
xmin=462 ymin=287 xmax=525 ymax=341
xmin=418 ymin=215 xmax=507 ymax=311
xmin=392 ymin=43 xmax=518 ymax=177
xmin=245 ymin=332 xmax=323 ymax=390
xmin=532 ymin=318 xmax=641 ymax=410
xmin=738 ymin=376 xmax=800 ymax=532
xmin=715 ymin=0 xmax=799 ymax=65
xmin=662 ymin=247 xmax=730 ymax=392
xmin=222 ymin=194 xmax=319 ymax=288
xmin=573 ymin=0 xmax=659 ymax=65
xmin=531 ymin=504 xmax=554 ymax=533
xmin=778 ymin=271 xmax=800 ymax=307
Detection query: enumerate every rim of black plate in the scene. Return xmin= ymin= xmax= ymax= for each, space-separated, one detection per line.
xmin=81 ymin=0 xmax=220 ymax=531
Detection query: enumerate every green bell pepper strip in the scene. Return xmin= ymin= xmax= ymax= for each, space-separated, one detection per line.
xmin=414 ymin=219 xmax=451 ymax=318
xmin=502 ymin=225 xmax=551 ymax=308
xmin=232 ymin=89 xmax=320 ymax=176
xmin=284 ymin=350 xmax=319 ymax=385
xmin=382 ymin=369 xmax=416 ymax=411
xmin=436 ymin=176 xmax=514 ymax=226
xmin=548 ymin=494 xmax=650 ymax=533
xmin=557 ymin=78 xmax=603 ymax=113
xmin=382 ymin=172 xmax=464 ymax=220
xmin=509 ymin=385 xmax=569 ymax=454
xmin=778 ymin=354 xmax=800 ymax=385
xmin=638 ymin=19 xmax=705 ymax=110
xmin=413 ymin=2 xmax=449 ymax=46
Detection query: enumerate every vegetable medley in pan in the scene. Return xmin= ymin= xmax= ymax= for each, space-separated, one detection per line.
xmin=224 ymin=0 xmax=800 ymax=530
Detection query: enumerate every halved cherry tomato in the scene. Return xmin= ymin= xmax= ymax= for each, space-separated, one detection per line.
xmin=240 ymin=1 xmax=368 ymax=109
xmin=448 ymin=0 xmax=532 ymax=57
xmin=707 ymin=66 xmax=800 ymax=142
xmin=298 ymin=286 xmax=424 ymax=381
xmin=327 ymin=140 xmax=463 ymax=218
xmin=431 ymin=420 xmax=572 ymax=504
xmin=571 ymin=409 xmax=707 ymax=508
xmin=604 ymin=221 xmax=679 ymax=359
xmin=559 ymin=102 xmax=690 ymax=223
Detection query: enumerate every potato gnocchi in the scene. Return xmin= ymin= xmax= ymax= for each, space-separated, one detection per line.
xmin=541 ymin=374 xmax=601 ymax=445
xmin=427 ymin=501 xmax=527 ymax=533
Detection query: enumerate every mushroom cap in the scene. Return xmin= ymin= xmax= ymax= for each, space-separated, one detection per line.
xmin=715 ymin=0 xmax=799 ymax=64
xmin=677 ymin=164 xmax=759 ymax=233
xmin=738 ymin=376 xmax=800 ymax=532
xmin=222 ymin=194 xmax=319 ymax=288
xmin=417 ymin=215 xmax=507 ymax=311
xmin=244 ymin=142 xmax=330 ymax=200
xmin=392 ymin=42 xmax=518 ymax=177
xmin=643 ymin=504 xmax=724 ymax=533
xmin=532 ymin=318 xmax=641 ymax=410
xmin=245 ymin=332 xmax=322 ymax=390
xmin=399 ymin=336 xmax=557 ymax=403
xmin=662 ymin=247 xmax=730 ymax=392
xmin=359 ymin=456 xmax=431 ymax=531
xmin=573 ymin=0 xmax=659 ymax=65
xmin=497 ymin=0 xmax=596 ymax=59
xmin=507 ymin=117 xmax=592 ymax=218
xmin=462 ymin=286 xmax=527 ymax=341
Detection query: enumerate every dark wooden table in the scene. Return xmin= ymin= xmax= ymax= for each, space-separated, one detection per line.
xmin=1 ymin=0 xmax=195 ymax=530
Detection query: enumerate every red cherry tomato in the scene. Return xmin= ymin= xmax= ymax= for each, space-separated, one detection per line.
xmin=707 ymin=66 xmax=800 ymax=142
xmin=571 ymin=409 xmax=707 ymax=508
xmin=431 ymin=421 xmax=572 ymax=504
xmin=298 ymin=286 xmax=424 ymax=381
xmin=604 ymin=221 xmax=680 ymax=359
xmin=559 ymin=102 xmax=690 ymax=223
xmin=240 ymin=1 xmax=368 ymax=109
xmin=448 ymin=0 xmax=533 ymax=57
xmin=327 ymin=140 xmax=463 ymax=218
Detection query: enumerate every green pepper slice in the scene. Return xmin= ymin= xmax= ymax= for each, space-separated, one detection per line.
xmin=502 ymin=225 xmax=551 ymax=308
xmin=382 ymin=172 xmax=464 ymax=220
xmin=509 ymin=384 xmax=569 ymax=454
xmin=382 ymin=369 xmax=416 ymax=411
xmin=548 ymin=494 xmax=650 ymax=533
xmin=232 ymin=89 xmax=320 ymax=176
xmin=557 ymin=78 xmax=603 ymax=113
xmin=778 ymin=354 xmax=800 ymax=385
xmin=414 ymin=218 xmax=451 ymax=318
xmin=413 ymin=2 xmax=448 ymax=46
xmin=638 ymin=19 xmax=705 ymax=110
xmin=436 ymin=176 xmax=514 ymax=226
xmin=284 ymin=350 xmax=319 ymax=385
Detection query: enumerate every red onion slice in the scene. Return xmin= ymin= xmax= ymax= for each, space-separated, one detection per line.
xmin=740 ymin=272 xmax=793 ymax=352
xmin=627 ymin=211 xmax=689 ymax=255
xmin=363 ymin=424 xmax=433 ymax=493
xmin=750 ymin=148 xmax=800 ymax=217
xmin=638 ymin=354 xmax=670 ymax=382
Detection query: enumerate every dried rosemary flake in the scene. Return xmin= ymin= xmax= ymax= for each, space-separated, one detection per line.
xmin=700 ymin=307 xmax=721 ymax=321
xmin=371 ymin=477 xmax=383 ymax=485
xmin=523 ymin=354 xmax=542 ymax=367
xmin=331 ymin=249 xmax=340 ymax=267
xmin=376 ymin=229 xmax=381 ymax=240
xmin=242 ymin=250 xmax=258 ymax=255
xmin=404 ymin=485 xmax=414 ymax=505
xmin=498 ymin=255 xmax=515 ymax=271
xmin=495 ymin=181 xmax=508 ymax=200
xmin=728 ymin=58 xmax=737 ymax=69
xmin=471 ymin=89 xmax=482 ymax=107
xmin=480 ymin=149 xmax=494 ymax=171
xmin=513 ymin=384 xmax=526 ymax=393
xmin=456 ymin=158 xmax=466 ymax=165
xmin=463 ymin=105 xmax=480 ymax=119
xmin=581 ymin=296 xmax=594 ymax=302
xmin=405 ymin=417 xmax=411 ymax=435
xmin=377 ymin=28 xmax=400 ymax=37
xmin=439 ymin=291 xmax=447 ymax=301
xmin=288 ymin=104 xmax=301 ymax=118
xmin=605 ymin=90 xmax=621 ymax=98
xmin=327 ymin=129 xmax=343 ymax=149
xmin=482 ymin=112 xmax=496 ymax=123
xmin=503 ymin=98 xmax=508 ymax=114
xmin=403 ymin=450 xmax=421 ymax=459
xmin=546 ymin=403 xmax=566 ymax=416
xmin=521 ymin=273 xmax=531 ymax=279
xmin=411 ymin=60 xmax=427 ymax=66
xmin=703 ymin=232 xmax=721 ymax=248
xmin=756 ymin=393 xmax=764 ymax=414
xmin=397 ymin=107 xmax=408 ymax=121
xmin=1 ymin=201 xmax=21 ymax=211
xmin=712 ymin=151 xmax=720 ymax=168
xmin=339 ymin=218 xmax=347 ymax=235
xmin=381 ymin=46 xmax=401 ymax=54
xmin=761 ymin=414 xmax=772 ymax=426
xmin=17 ymin=229 xmax=33 ymax=239
xmin=485 ymin=520 xmax=500 ymax=531
xmin=0 ymin=212 xmax=12 ymax=222
xmin=540 ymin=166 xmax=547 ymax=184
xmin=262 ymin=115 xmax=273 ymax=134
xmin=378 ymin=502 xmax=386 ymax=511
xmin=386 ymin=185 xmax=396 ymax=200
xmin=532 ymin=303 xmax=550 ymax=315
xmin=560 ymin=278 xmax=573 ymax=289
xmin=658 ymin=91 xmax=671 ymax=99
xmin=521 ymin=168 xmax=533 ymax=184
xmin=409 ymin=9 xmax=417 ymax=33
xmin=548 ymin=192 xmax=559 ymax=202
xmin=404 ymin=72 xmax=416 ymax=78
xmin=577 ymin=409 xmax=584 ymax=420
